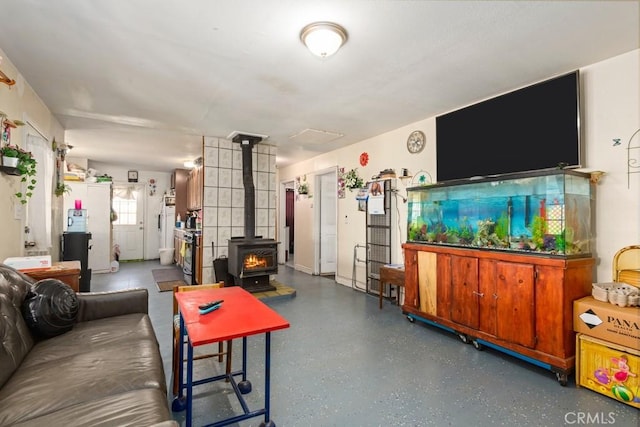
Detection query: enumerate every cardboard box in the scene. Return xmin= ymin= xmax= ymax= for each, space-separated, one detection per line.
xmin=576 ymin=333 xmax=640 ymax=408
xmin=574 ymin=296 xmax=640 ymax=349
xmin=3 ymin=256 xmax=52 ymax=271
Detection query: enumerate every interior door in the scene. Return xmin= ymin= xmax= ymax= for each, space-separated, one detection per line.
xmin=112 ymin=184 xmax=145 ymax=261
xmin=318 ymin=170 xmax=337 ymax=275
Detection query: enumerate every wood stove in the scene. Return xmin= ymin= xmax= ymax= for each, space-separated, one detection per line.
xmin=228 ymin=237 xmax=278 ymax=291
xmin=227 ymin=134 xmax=279 ymax=293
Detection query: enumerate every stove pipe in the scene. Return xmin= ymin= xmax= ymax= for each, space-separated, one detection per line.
xmin=232 ymin=134 xmax=263 ymax=239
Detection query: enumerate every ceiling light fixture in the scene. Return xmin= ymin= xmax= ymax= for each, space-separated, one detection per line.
xmin=300 ymin=22 xmax=348 ymax=58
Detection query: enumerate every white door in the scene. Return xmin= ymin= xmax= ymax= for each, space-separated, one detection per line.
xmin=112 ymin=184 xmax=145 ymax=261
xmin=63 ymin=182 xmax=112 ymax=272
xmin=317 ymin=170 xmax=337 ymax=275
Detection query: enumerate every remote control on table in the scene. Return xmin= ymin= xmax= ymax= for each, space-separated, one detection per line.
xmin=199 ymin=303 xmax=222 ymax=315
xmin=199 ymin=300 xmax=223 ymax=310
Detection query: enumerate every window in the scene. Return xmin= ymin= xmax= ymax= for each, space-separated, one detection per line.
xmin=112 ymin=188 xmax=138 ymax=225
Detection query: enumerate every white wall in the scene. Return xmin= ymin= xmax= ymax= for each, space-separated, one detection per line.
xmin=0 ymin=48 xmax=65 ymax=262
xmin=279 ymin=49 xmax=640 ymax=287
xmin=87 ymin=161 xmax=172 ymax=260
xmin=580 ymin=50 xmax=640 ymax=277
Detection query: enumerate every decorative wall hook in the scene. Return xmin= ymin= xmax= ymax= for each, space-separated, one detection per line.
xmin=0 ymin=69 xmax=15 ymax=86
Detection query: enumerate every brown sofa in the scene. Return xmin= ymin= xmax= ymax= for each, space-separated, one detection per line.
xmin=0 ymin=263 xmax=177 ymax=427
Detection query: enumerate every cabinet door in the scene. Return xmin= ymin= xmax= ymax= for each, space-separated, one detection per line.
xmin=495 ymin=261 xmax=535 ymax=348
xmin=403 ymin=249 xmax=419 ymax=310
xmin=450 ymin=255 xmax=479 ymax=329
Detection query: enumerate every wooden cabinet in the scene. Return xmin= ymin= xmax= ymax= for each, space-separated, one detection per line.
xmin=402 ymin=243 xmax=594 ymax=382
xmin=25 ymin=261 xmax=81 ymax=292
xmin=186 ymin=165 xmax=203 ymax=211
xmin=173 ymin=169 xmax=189 ymax=220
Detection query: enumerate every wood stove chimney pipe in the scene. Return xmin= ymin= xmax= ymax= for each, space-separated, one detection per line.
xmin=232 ymin=134 xmax=262 ymax=239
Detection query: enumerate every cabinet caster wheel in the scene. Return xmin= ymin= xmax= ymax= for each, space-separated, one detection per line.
xmin=407 ymin=315 xmax=415 ymax=323
xmin=457 ymin=333 xmax=469 ymax=344
xmin=472 ymin=339 xmax=484 ymax=351
xmin=555 ymin=372 xmax=568 ymax=386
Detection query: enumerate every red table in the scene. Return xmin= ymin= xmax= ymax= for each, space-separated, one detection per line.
xmin=173 ymin=287 xmax=290 ymax=427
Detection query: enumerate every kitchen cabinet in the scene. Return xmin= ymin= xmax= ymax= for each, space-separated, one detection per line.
xmin=63 ymin=182 xmax=112 ymax=273
xmin=186 ymin=165 xmax=203 ymax=211
xmin=172 ymin=169 xmax=189 ymax=221
xmin=402 ymin=243 xmax=594 ymax=384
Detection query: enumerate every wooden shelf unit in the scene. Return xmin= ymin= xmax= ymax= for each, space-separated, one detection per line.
xmin=402 ymin=242 xmax=594 ymax=383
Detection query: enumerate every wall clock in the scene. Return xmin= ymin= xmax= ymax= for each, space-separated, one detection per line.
xmin=406 ymin=130 xmax=426 ymax=154
xmin=128 ymin=170 xmax=139 ymax=182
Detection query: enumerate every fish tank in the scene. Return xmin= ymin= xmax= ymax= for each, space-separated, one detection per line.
xmin=406 ymin=169 xmax=592 ymax=257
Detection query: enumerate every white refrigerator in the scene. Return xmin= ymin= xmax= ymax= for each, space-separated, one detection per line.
xmin=160 ymin=204 xmax=176 ymax=249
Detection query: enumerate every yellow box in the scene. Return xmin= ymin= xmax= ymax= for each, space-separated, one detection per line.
xmin=576 ymin=333 xmax=640 ymax=408
xmin=573 ymin=296 xmax=640 ymax=349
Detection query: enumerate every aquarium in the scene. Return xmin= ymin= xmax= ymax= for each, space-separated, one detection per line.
xmin=406 ymin=169 xmax=592 ymax=257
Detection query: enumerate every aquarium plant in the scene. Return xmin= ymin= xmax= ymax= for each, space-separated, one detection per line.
xmin=495 ymin=212 xmax=509 ymax=242
xmin=530 ymin=215 xmax=546 ymax=250
xmin=457 ymin=217 xmax=475 ymax=245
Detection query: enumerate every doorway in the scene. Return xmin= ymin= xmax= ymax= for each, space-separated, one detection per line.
xmin=314 ymin=168 xmax=337 ymax=276
xmin=279 ymin=180 xmax=295 ymax=267
xmin=112 ymin=183 xmax=145 ymax=261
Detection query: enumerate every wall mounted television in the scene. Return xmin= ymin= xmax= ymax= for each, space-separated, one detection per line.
xmin=435 ymin=71 xmax=581 ymax=182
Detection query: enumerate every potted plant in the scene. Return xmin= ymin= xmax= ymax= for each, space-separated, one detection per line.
xmin=1 ymin=143 xmax=20 ymax=167
xmin=344 ymin=168 xmax=364 ymax=190
xmin=55 ymin=182 xmax=71 ymax=197
xmin=298 ymin=181 xmax=309 ymax=195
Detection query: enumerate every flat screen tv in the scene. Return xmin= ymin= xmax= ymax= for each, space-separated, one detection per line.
xmin=436 ymin=71 xmax=581 ymax=182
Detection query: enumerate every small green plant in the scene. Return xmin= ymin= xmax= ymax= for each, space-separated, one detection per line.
xmin=55 ymin=182 xmax=71 ymax=197
xmin=530 ymin=215 xmax=546 ymax=250
xmin=495 ymin=212 xmax=509 ymax=241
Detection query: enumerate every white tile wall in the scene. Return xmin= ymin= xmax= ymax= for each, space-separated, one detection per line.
xmin=217 ymin=207 xmax=231 ymax=226
xmin=219 ymin=149 xmax=233 ymax=168
xmin=231 ymin=207 xmax=244 ymax=227
xmin=204 ymin=166 xmax=218 ymax=187
xmin=231 ymin=188 xmax=245 ymax=207
xmin=202 ymin=140 xmax=277 ymax=282
xmin=203 ymin=187 xmax=218 ymax=207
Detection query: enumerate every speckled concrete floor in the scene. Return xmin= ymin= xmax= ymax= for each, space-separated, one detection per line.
xmin=92 ymin=261 xmax=639 ymax=427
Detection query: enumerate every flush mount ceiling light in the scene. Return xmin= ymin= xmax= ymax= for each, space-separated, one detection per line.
xmin=300 ymin=22 xmax=348 ymax=58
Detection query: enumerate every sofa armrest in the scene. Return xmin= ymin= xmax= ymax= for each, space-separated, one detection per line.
xmin=76 ymin=288 xmax=149 ymax=322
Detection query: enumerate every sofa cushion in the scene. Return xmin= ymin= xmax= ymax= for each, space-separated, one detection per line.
xmin=0 ymin=265 xmax=36 ymax=388
xmin=19 ymin=313 xmax=158 ymax=369
xmin=0 ymin=337 xmax=166 ymax=426
xmin=22 ymin=278 xmax=79 ymax=338
xmin=12 ymin=388 xmax=172 ymax=427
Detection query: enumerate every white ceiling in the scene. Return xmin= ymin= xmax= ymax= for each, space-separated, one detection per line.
xmin=1 ymin=1 xmax=638 ymax=172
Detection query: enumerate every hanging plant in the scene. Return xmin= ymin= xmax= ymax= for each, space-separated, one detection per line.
xmin=15 ymin=147 xmax=37 ymax=204
xmin=55 ymin=182 xmax=71 ymax=197
xmin=298 ymin=181 xmax=309 ymax=195
xmin=344 ymin=168 xmax=364 ymax=190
